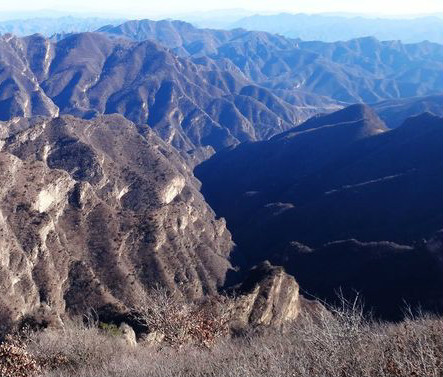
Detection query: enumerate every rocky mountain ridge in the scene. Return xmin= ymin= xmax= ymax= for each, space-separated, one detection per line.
xmin=0 ymin=31 xmax=335 ymax=156
xmin=99 ymin=20 xmax=443 ymax=103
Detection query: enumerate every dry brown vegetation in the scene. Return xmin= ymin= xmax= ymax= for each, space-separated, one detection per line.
xmin=1 ymin=298 xmax=442 ymax=377
xmin=133 ymin=288 xmax=234 ymax=348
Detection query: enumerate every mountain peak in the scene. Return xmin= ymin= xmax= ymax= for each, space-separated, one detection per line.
xmin=401 ymin=111 xmax=442 ymax=125
xmin=335 ymin=103 xmax=379 ymax=121
xmin=394 ymin=112 xmax=443 ymax=136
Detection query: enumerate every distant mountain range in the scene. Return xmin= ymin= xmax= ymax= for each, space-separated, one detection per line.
xmin=1 ymin=13 xmax=443 ymax=44
xmin=99 ymin=21 xmax=443 ymax=105
xmin=372 ymin=94 xmax=443 ymax=128
xmin=0 ymin=16 xmax=126 ymax=37
xmin=230 ymin=13 xmax=443 ymax=44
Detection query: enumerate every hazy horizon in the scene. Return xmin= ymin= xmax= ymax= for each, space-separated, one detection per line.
xmin=1 ymin=0 xmax=443 ymax=21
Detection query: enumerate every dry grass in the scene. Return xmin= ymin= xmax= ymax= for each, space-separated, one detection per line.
xmin=2 ymin=298 xmax=442 ymax=377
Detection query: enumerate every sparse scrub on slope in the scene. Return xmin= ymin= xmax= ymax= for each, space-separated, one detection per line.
xmin=9 ymin=296 xmax=441 ymax=377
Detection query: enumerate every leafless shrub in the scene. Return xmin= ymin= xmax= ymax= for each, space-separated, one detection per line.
xmin=283 ymin=294 xmax=443 ymax=377
xmin=134 ymin=287 xmax=234 ymax=348
xmin=379 ymin=315 xmax=443 ymax=377
xmin=0 ymin=334 xmax=41 ymax=377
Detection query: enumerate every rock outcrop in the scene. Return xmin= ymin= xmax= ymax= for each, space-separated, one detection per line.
xmin=232 ymin=261 xmax=300 ymax=328
xmin=119 ymin=323 xmax=137 ymax=347
xmin=0 ymin=114 xmax=233 ymax=328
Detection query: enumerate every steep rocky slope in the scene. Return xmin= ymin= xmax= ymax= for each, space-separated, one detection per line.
xmin=0 ymin=34 xmax=59 ymax=119
xmin=0 ymin=114 xmax=233 ymax=327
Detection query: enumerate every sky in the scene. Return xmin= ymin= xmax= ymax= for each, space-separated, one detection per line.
xmin=1 ymin=0 xmax=443 ymax=18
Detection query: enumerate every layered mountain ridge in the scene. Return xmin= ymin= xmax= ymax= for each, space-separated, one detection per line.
xmin=0 ymin=31 xmax=320 ymax=156
xmin=1 ymin=19 xmax=442 ymax=157
xmin=98 ymin=20 xmax=443 ymax=102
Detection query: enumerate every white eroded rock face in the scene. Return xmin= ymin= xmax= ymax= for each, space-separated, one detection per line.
xmin=0 ymin=114 xmax=233 ymax=328
xmin=0 ymin=153 xmax=75 ymax=326
xmin=161 ymin=176 xmax=186 ymax=204
xmin=34 ymin=179 xmax=74 ymax=213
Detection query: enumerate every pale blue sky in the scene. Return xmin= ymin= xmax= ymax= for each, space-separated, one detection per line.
xmin=1 ymin=0 xmax=442 ymax=18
